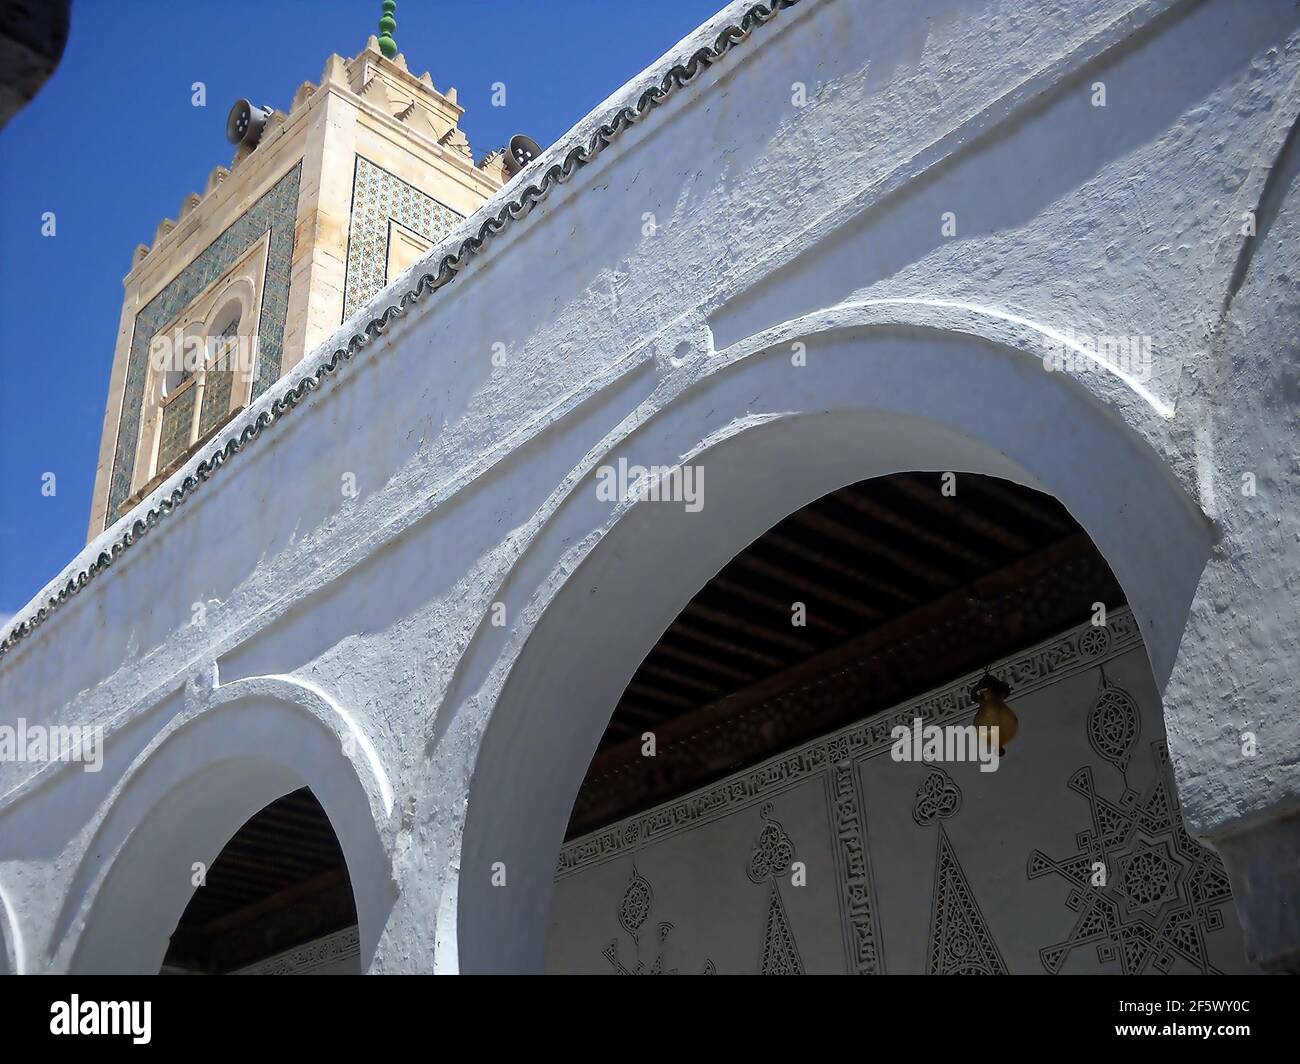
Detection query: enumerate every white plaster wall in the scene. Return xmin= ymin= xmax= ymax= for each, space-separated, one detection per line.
xmin=0 ymin=0 xmax=1297 ymax=972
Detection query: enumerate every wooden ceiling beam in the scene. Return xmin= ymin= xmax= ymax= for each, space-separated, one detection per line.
xmin=572 ymin=533 xmax=1121 ymax=835
xmin=710 ymin=575 xmax=851 ymax=638
xmin=888 ymin=475 xmax=1033 ymax=554
xmin=790 ymin=508 xmax=956 ymax=587
xmin=971 ymin=476 xmax=1073 ymax=534
xmin=623 ymin=681 xmax=697 ymax=711
xmin=205 ymin=850 xmax=333 ymax=885
xmin=650 ymin=638 xmax=757 ymax=684
xmin=832 ymin=486 xmax=993 ymax=569
xmin=762 ymin=532 xmax=920 ymax=606
xmin=730 ymin=552 xmax=883 ymax=622
xmin=215 ymin=822 xmax=342 ymax=855
xmin=604 ymin=703 xmax=663 ymax=728
xmin=193 ymin=869 xmax=351 ymax=939
xmin=669 ymin=618 xmax=791 ymax=668
xmin=681 ymin=602 xmax=817 ymax=656
xmin=636 ymin=661 xmax=725 ymax=698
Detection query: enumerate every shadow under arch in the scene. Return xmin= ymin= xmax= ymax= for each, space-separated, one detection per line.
xmin=65 ymin=683 xmax=395 ymax=974
xmin=456 ymin=322 xmax=1214 ymax=973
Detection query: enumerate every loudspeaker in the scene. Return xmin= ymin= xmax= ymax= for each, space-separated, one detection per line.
xmin=502 ymin=134 xmax=542 ymax=176
xmin=225 ymin=99 xmax=272 ymax=149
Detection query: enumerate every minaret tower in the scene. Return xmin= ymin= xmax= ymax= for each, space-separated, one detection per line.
xmin=87 ymin=2 xmax=509 ymax=538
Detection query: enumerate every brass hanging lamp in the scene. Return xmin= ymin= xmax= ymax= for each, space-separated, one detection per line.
xmin=971 ymin=670 xmax=1017 ymax=755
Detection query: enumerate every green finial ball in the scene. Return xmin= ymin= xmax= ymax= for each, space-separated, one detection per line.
xmin=377 ymin=1 xmax=397 ymax=58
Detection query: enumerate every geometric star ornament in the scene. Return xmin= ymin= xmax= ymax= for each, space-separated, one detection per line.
xmin=1028 ymin=742 xmax=1235 ymax=974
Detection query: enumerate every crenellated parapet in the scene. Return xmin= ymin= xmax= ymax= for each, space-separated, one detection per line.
xmin=131 ymin=38 xmax=506 ymax=273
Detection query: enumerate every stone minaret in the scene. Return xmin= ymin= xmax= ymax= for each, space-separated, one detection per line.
xmin=87 ymin=4 xmax=507 ymax=538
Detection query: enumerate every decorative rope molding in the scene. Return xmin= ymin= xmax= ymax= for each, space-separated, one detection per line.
xmin=0 ymin=0 xmax=802 ymax=663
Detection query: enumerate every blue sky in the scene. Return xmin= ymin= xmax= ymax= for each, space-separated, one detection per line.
xmin=0 ymin=0 xmax=726 ymax=621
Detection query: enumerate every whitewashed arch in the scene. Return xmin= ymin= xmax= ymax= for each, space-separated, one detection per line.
xmin=0 ymin=881 xmax=21 ymax=974
xmin=455 ymin=313 xmax=1212 ymax=973
xmin=63 ymin=675 xmax=395 ymax=974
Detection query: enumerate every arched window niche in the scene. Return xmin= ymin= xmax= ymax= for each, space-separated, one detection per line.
xmin=133 ymin=234 xmax=268 ymax=501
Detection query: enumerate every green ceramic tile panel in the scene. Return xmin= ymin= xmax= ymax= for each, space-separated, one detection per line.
xmin=199 ymin=369 xmax=234 ymax=438
xmin=108 ymin=163 xmax=302 ymax=520
xmin=342 ymin=155 xmax=461 ymax=321
xmin=156 ymin=386 xmax=196 ymax=472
